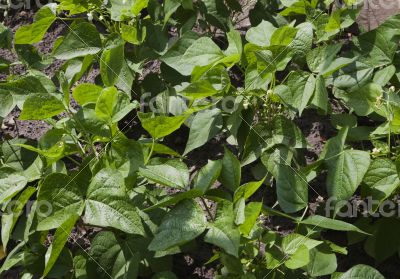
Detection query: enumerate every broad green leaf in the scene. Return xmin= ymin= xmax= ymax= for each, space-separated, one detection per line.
xmin=194 ymin=159 xmax=222 ymax=193
xmin=311 ymin=75 xmax=328 ymax=113
xmin=305 ymin=247 xmax=337 ymax=277
xmin=179 ymin=80 xmax=218 ymax=99
xmin=0 ymin=170 xmax=28 ymax=204
xmin=0 ymin=76 xmax=48 ymax=96
xmin=100 ymin=42 xmax=124 ymax=86
xmin=184 ymin=108 xmax=222 ymax=155
xmin=15 ymin=6 xmax=56 ymax=44
xmin=338 ymin=264 xmax=384 ymax=279
xmin=172 ymin=37 xmax=225 ymax=75
xmin=43 ymin=213 xmax=79 ymax=278
xmin=19 ymin=93 xmax=65 ymax=120
xmin=37 ymin=173 xmax=85 ymax=231
xmin=53 ymin=22 xmax=102 ymax=60
xmin=139 ymin=159 xmax=189 ymax=188
xmin=161 ymin=31 xmax=200 ymax=74
xmin=298 ymin=215 xmax=367 ymax=234
xmin=220 ymin=148 xmax=241 ymax=192
xmin=245 ymin=20 xmax=276 ymax=47
xmin=363 ymin=158 xmax=400 ymax=211
xmin=276 ymin=164 xmax=308 ymax=213
xmin=306 ymin=44 xmax=342 ymax=73
xmin=148 ymin=200 xmax=206 ymax=251
xmin=364 ymin=217 xmax=400 ymax=263
xmin=139 ymin=112 xmax=188 ymax=139
xmin=329 ymin=61 xmax=374 ymax=90
xmin=110 ymin=0 xmax=148 ymax=20
xmin=291 ymin=22 xmax=313 ymax=60
xmin=223 ymin=30 xmax=242 ymax=64
xmin=286 ymin=71 xmax=316 ymax=115
xmin=270 ymin=26 xmax=298 ymax=46
xmin=84 ymin=168 xmax=145 ymax=235
xmin=72 ymin=83 xmax=102 ymax=106
xmin=205 ymin=201 xmax=240 ymax=257
xmin=96 ymin=87 xmax=137 ymax=124
xmin=334 ymin=83 xmax=382 ymax=116
xmin=325 ymin=149 xmax=370 ymax=203
xmin=285 ymin=245 xmax=309 ymax=269
xmin=239 ymin=202 xmax=262 ymax=236
xmin=373 ymin=65 xmax=396 ymax=86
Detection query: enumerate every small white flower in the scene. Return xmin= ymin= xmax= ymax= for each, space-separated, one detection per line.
xmin=87 ymin=12 xmax=93 ymax=22
xmin=372 ymin=147 xmax=381 ymax=154
xmin=99 ymin=15 xmax=104 ymax=21
xmin=389 ymin=86 xmax=396 ymax=93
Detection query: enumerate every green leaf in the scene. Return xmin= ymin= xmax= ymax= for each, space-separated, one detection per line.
xmin=0 ymin=170 xmax=28 ymax=204
xmin=100 ymin=42 xmax=124 ymax=86
xmin=42 ymin=213 xmax=79 ymax=278
xmin=282 ymin=233 xmax=322 ymax=255
xmin=37 ymin=173 xmax=85 ymax=231
xmin=171 ymin=37 xmax=225 ymax=75
xmin=325 ymin=149 xmax=370 ymax=204
xmin=72 ymin=83 xmax=103 ymax=106
xmin=285 ymin=245 xmax=309 ymax=269
xmin=194 ymin=159 xmax=222 ymax=193
xmin=1 ymin=187 xmax=35 ymax=250
xmin=363 ymin=158 xmax=400 ymax=211
xmin=220 ymin=148 xmax=241 ymax=192
xmin=139 ymin=112 xmax=188 ymax=139
xmin=110 ymin=0 xmax=148 ymax=20
xmin=179 ymin=80 xmax=218 ymax=99
xmin=270 ymin=26 xmax=298 ymax=46
xmin=275 ymin=164 xmax=308 ymax=213
xmin=245 ymin=20 xmax=276 ymax=47
xmin=205 ymin=201 xmax=240 ymax=257
xmin=239 ymin=202 xmax=262 ymax=236
xmin=95 ymin=87 xmax=137 ymax=124
xmin=334 ymin=83 xmax=382 ymax=116
xmin=286 ymin=71 xmax=316 ymax=115
xmin=84 ymin=168 xmax=145 ymax=235
xmin=0 ymin=91 xmax=15 ymax=118
xmin=0 ymin=23 xmax=12 ymax=49
xmin=338 ymin=264 xmax=384 ymax=279
xmin=19 ymin=93 xmax=65 ymax=120
xmin=148 ymin=200 xmax=206 ymax=251
xmin=233 ymin=179 xmax=265 ymax=203
xmin=298 ymin=215 xmax=367 ymax=234
xmin=53 ymin=22 xmax=102 ymax=60
xmin=305 ymin=247 xmax=337 ymax=277
xmin=139 ymin=159 xmax=189 ymax=188
xmin=15 ymin=6 xmax=56 ymax=45
xmin=184 ymin=108 xmax=222 ymax=155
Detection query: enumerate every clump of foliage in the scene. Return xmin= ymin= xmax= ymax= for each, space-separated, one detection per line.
xmin=0 ymin=0 xmax=399 ymax=278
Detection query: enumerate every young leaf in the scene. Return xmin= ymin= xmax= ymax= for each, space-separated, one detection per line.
xmin=305 ymin=247 xmax=337 ymax=277
xmin=100 ymin=42 xmax=124 ymax=87
xmin=72 ymin=83 xmax=103 ymax=106
xmin=139 ymin=112 xmax=188 ymax=139
xmin=148 ymin=200 xmax=207 ymax=251
xmin=19 ymin=93 xmax=65 ymax=120
xmin=15 ymin=6 xmax=56 ymax=44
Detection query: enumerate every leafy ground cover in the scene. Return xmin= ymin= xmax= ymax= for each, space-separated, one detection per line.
xmin=0 ymin=0 xmax=400 ymax=278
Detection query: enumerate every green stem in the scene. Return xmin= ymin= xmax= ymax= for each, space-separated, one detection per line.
xmin=145 ymin=138 xmax=155 ymax=164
